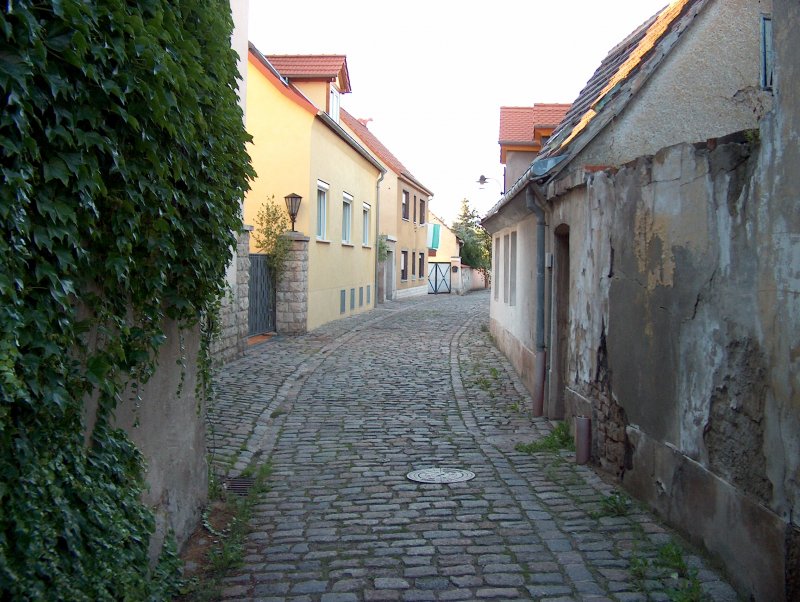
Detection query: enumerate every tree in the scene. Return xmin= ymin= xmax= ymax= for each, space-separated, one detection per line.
xmin=452 ymin=199 xmax=492 ymax=284
xmin=252 ymin=195 xmax=291 ymax=284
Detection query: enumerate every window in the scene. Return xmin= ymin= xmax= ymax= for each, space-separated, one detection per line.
xmin=402 ymin=191 xmax=409 ymax=220
xmin=413 ymin=195 xmax=417 ymax=223
xmin=367 ymin=285 xmax=371 ymax=304
xmin=418 ymin=253 xmax=424 ymax=280
xmin=401 ymin=251 xmax=408 ymax=280
xmin=342 ymin=193 xmax=352 ymax=243
xmin=411 ymin=248 xmax=416 ymax=277
xmin=359 ymin=287 xmax=364 ymax=307
xmin=329 ymin=86 xmax=341 ymax=122
xmin=419 ymin=199 xmax=426 ymax=224
xmin=494 ymin=237 xmax=500 ymax=300
xmin=316 ymin=181 xmax=329 ymax=239
xmin=510 ymin=231 xmax=517 ymax=306
xmin=340 ymin=289 xmax=346 ymax=314
xmin=761 ymin=15 xmax=773 ymax=90
xmin=503 ymin=234 xmax=510 ymax=303
xmin=350 ymin=288 xmax=355 ymax=310
xmin=362 ymin=203 xmax=370 ymax=246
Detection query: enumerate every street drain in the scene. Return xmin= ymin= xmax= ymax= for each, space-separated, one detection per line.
xmin=224 ymin=476 xmax=255 ymax=497
xmin=406 ymin=467 xmax=476 ymax=484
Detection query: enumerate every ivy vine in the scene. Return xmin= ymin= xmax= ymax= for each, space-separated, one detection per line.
xmin=1 ymin=1 xmax=253 ymax=598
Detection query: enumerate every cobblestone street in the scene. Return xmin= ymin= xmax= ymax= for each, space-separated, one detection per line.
xmin=208 ymin=291 xmax=738 ymax=602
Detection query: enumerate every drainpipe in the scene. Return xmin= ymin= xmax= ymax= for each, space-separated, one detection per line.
xmin=525 ymin=183 xmax=547 ymax=416
xmin=374 ymin=171 xmax=385 ymax=308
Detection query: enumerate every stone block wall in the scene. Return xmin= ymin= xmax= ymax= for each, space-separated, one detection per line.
xmin=276 ymin=232 xmax=308 ymax=334
xmin=212 ymin=227 xmax=251 ymax=364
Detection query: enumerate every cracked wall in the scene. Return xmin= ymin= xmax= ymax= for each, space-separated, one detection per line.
xmin=557 ymin=130 xmax=798 ymax=600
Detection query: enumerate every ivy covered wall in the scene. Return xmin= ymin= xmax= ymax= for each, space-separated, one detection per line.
xmin=0 ymin=0 xmax=252 ymax=597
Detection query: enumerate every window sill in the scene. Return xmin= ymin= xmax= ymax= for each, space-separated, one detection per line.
xmin=316 ymin=238 xmax=331 ymax=244
xmin=362 ymin=245 xmax=372 ymax=249
xmin=402 ymin=217 xmax=409 ymax=222
xmin=341 ymin=242 xmax=354 ymax=247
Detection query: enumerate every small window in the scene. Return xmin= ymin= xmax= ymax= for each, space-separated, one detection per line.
xmin=510 ymin=231 xmax=517 ymax=306
xmin=419 ymin=199 xmax=426 ymax=225
xmin=413 ymin=195 xmax=417 ymax=223
xmin=411 ymin=248 xmax=416 ymax=277
xmin=329 ymin=86 xmax=341 ymax=122
xmin=359 ymin=286 xmax=364 ymax=307
xmin=761 ymin=15 xmax=773 ymax=90
xmin=362 ymin=203 xmax=370 ymax=246
xmin=503 ymin=234 xmax=510 ymax=304
xmin=401 ymin=251 xmax=408 ymax=281
xmin=350 ymin=288 xmax=355 ymax=310
xmin=367 ymin=285 xmax=371 ymax=304
xmin=402 ymin=191 xmax=409 ymax=220
xmin=494 ymin=237 xmax=500 ymax=301
xmin=340 ymin=289 xmax=346 ymax=314
xmin=317 ymin=181 xmax=329 ymax=239
xmin=342 ymin=193 xmax=352 ymax=243
xmin=418 ymin=253 xmax=424 ymax=280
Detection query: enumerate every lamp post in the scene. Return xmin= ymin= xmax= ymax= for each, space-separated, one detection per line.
xmin=284 ymin=193 xmax=302 ymax=232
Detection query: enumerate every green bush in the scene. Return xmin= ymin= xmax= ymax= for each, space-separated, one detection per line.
xmin=0 ymin=1 xmax=253 ymax=598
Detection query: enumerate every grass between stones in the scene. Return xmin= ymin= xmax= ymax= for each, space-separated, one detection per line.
xmin=515 ymin=421 xmax=575 ymax=453
xmin=177 ymin=462 xmax=272 ymax=601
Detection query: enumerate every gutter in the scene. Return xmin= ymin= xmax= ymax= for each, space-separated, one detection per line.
xmin=374 ymin=171 xmax=384 ymax=308
xmin=525 ymin=183 xmax=549 ymax=417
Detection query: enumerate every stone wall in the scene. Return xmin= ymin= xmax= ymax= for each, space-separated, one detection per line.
xmin=212 ymin=227 xmax=251 ymax=363
xmin=276 ymin=232 xmax=309 ymax=334
xmin=549 ymin=131 xmax=797 ymax=599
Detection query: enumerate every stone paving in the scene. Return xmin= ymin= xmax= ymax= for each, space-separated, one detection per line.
xmin=208 ymin=291 xmax=739 ymax=602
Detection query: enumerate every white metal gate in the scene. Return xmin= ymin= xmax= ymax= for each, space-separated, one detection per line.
xmin=428 ymin=262 xmax=451 ymax=294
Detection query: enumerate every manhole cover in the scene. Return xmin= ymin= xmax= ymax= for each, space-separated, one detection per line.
xmin=406 ymin=467 xmax=476 ymax=484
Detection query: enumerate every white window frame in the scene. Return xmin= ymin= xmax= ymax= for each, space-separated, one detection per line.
xmin=362 ymin=203 xmax=371 ymax=246
xmin=401 ymin=190 xmax=409 ymax=220
xmin=316 ymin=180 xmax=329 ymax=240
xmin=329 ymin=86 xmax=341 ymax=122
xmin=342 ymin=193 xmax=353 ymax=244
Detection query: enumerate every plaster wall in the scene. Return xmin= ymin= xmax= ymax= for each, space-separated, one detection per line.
xmin=112 ymin=322 xmax=207 ymax=556
xmin=488 ymin=214 xmax=540 ymax=398
xmin=548 ymin=133 xmax=797 ymax=599
xmin=243 ymin=57 xmax=313 ymax=242
xmin=427 ymin=212 xmax=461 ymax=261
xmin=396 ymin=182 xmax=430 ymax=295
xmin=307 ymin=118 xmax=379 ymax=330
xmin=504 ymin=150 xmax=537 ymax=191
xmin=579 ymin=0 xmax=773 ymax=169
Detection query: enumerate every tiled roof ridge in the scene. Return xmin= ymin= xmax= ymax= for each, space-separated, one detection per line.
xmin=340 ymin=109 xmax=433 ymax=196
xmin=539 ymin=0 xmax=700 ymax=159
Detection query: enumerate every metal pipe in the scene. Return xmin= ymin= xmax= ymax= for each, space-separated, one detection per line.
xmin=525 ymin=184 xmax=548 ymax=416
xmin=373 ymin=171 xmax=385 ymax=308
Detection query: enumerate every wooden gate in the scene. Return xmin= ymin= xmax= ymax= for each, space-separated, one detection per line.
xmin=428 ymin=262 xmax=451 ymax=294
xmin=248 ymin=254 xmax=276 ymax=336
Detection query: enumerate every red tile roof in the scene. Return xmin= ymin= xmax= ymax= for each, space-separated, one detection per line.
xmin=266 ymin=54 xmax=351 ymax=92
xmin=539 ymin=0 xmax=701 ymax=160
xmin=499 ymin=104 xmax=571 ymax=143
xmin=340 ymin=109 xmax=433 ymax=197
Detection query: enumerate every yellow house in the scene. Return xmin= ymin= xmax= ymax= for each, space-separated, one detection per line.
xmin=340 ymin=112 xmax=433 ymax=301
xmin=245 ymin=45 xmax=384 ymax=332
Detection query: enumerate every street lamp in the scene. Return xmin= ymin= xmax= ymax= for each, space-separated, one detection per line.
xmin=284 ymin=193 xmax=302 ymax=232
xmin=476 ymin=175 xmax=501 ymax=190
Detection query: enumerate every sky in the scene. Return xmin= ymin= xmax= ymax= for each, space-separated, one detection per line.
xmin=248 ymin=0 xmax=670 ymax=225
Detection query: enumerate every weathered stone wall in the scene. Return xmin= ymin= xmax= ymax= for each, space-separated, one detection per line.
xmin=550 ymin=130 xmax=798 ymax=599
xmin=211 ymin=228 xmax=251 ymax=363
xmin=276 ymin=232 xmax=309 ymax=334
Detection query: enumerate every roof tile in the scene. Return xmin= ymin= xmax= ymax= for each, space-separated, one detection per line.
xmin=499 ymin=104 xmax=571 ymax=143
